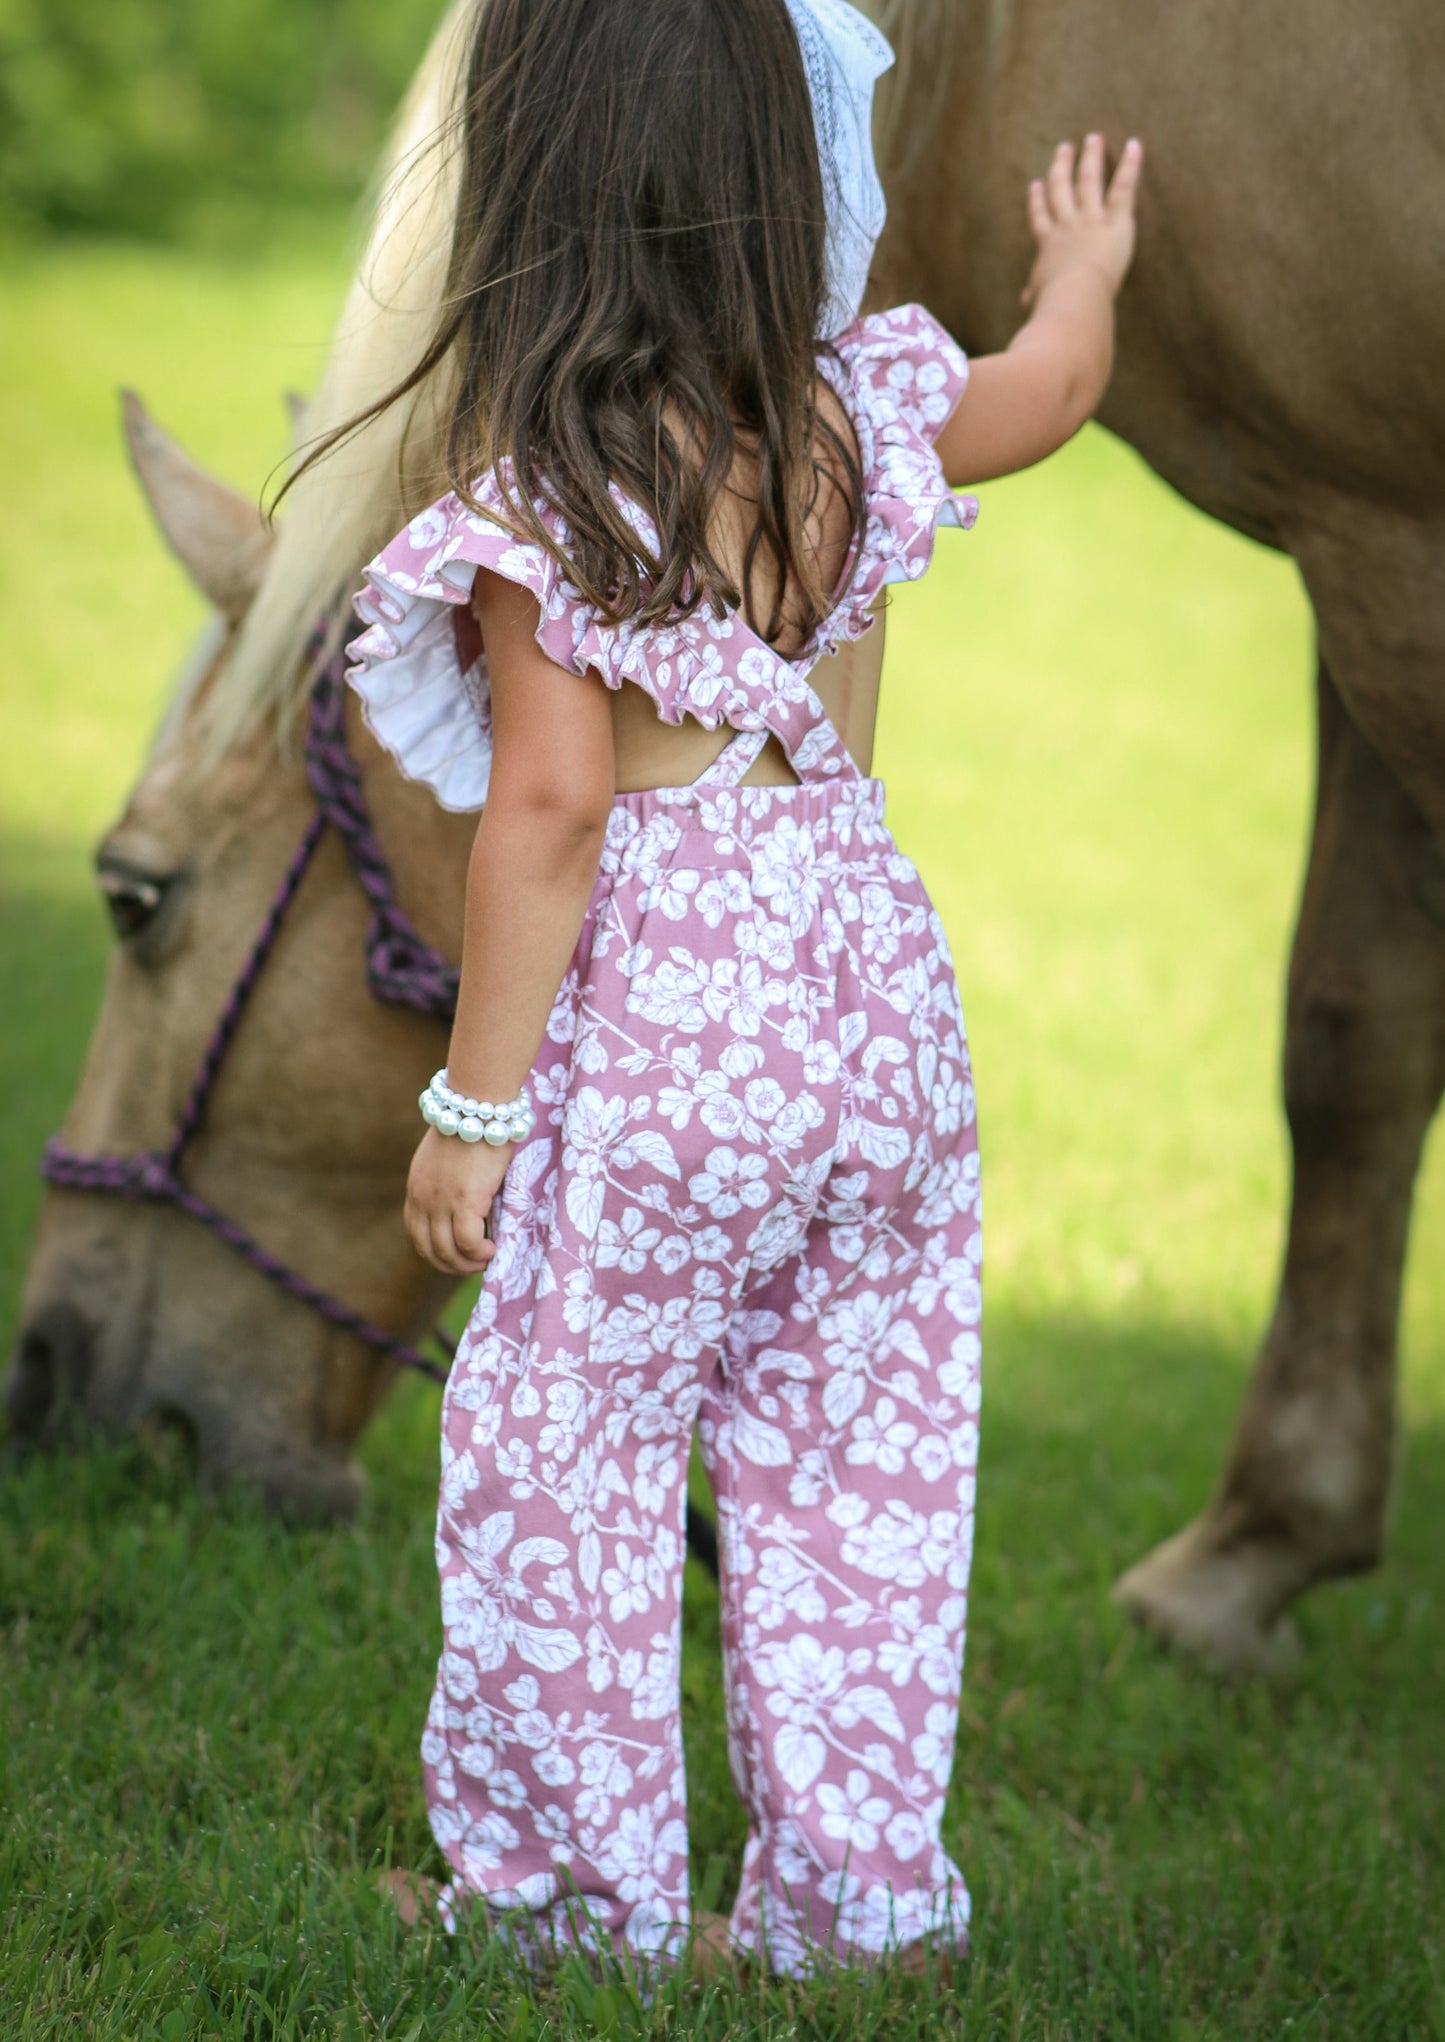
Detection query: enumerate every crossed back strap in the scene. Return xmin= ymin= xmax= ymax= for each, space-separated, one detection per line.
xmin=696 ymin=652 xmax=866 ymax=792
xmin=691 ymin=727 xmax=771 ymax=789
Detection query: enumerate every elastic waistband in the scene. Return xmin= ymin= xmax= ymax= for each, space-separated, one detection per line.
xmin=602 ymin=773 xmax=894 ymax=877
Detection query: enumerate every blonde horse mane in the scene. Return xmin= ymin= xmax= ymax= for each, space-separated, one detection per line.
xmin=211 ymin=0 xmax=954 ymax=750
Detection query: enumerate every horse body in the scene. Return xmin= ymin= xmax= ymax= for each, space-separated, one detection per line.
xmin=872 ymin=0 xmax=1445 ymax=1662
xmin=7 ymin=0 xmax=1443 ymax=1660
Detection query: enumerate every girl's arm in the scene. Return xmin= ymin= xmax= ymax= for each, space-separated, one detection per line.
xmin=936 ymin=133 xmax=1144 ymax=489
xmin=404 ymin=568 xmax=615 ymax=1276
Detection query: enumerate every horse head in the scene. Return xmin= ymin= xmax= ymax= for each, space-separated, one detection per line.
xmin=4 ymin=400 xmax=473 ymax=1517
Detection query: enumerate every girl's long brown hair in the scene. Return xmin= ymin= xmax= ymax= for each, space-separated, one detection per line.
xmin=290 ymin=0 xmax=865 ymax=646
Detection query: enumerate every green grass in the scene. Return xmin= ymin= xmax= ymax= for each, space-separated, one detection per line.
xmin=2 ymin=232 xmax=1443 ymax=2039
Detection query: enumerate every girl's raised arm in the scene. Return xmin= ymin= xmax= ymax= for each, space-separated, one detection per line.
xmin=935 ymin=134 xmax=1144 ymax=489
xmin=404 ymin=569 xmax=615 ymax=1277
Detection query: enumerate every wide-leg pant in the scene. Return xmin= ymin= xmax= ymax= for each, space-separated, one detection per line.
xmin=422 ymin=776 xmax=982 ymax=1973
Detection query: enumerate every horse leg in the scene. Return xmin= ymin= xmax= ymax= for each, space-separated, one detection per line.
xmin=1115 ymin=653 xmax=1445 ymax=1670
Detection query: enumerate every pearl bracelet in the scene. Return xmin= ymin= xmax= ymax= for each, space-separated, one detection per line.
xmin=420 ymin=1071 xmax=537 ymax=1147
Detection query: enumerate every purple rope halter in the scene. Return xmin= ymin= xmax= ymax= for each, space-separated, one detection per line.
xmin=37 ymin=650 xmax=723 ymax=1576
xmin=40 ymin=655 xmax=457 ymax=1386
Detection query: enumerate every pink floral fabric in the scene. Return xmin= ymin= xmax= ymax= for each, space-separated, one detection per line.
xmin=348 ymin=303 xmax=981 ymax=1975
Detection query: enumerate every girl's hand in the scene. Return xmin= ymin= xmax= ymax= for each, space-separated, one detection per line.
xmin=404 ymin=1128 xmax=508 ymax=1276
xmin=1022 ymin=133 xmax=1143 ymax=310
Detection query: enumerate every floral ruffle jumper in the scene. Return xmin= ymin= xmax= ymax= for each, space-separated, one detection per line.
xmin=348 ymin=306 xmax=983 ymax=1975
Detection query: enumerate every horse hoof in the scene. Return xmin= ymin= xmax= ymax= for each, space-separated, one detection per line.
xmin=1113 ymin=1517 xmax=1304 ymax=1676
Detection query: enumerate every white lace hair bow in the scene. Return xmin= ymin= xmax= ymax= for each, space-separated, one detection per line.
xmin=785 ymin=0 xmax=896 ymax=336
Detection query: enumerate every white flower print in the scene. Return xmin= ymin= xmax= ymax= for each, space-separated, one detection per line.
xmin=743 ymin=1547 xmax=828 ymax=1631
xmin=629 ymin=1638 xmax=681 ymax=1721
xmin=817 ymin=1771 xmax=894 ymax=1853
xmin=909 ymin=1432 xmax=954 ymax=1484
xmin=756 ymin=1633 xmax=851 ymax=1728
xmin=404 ymin=503 xmax=453 ymax=552
xmin=699 ymin=956 xmax=788 ymax=1037
xmin=744 ymin=1075 xmax=787 ymax=1123
xmin=883 ymin=1809 xmax=931 ymax=1863
xmin=577 ymin=1741 xmax=635 ymax=1825
xmin=846 ymin=1396 xmax=919 ymax=1475
xmin=750 ymin=817 xmax=825 ymax=938
xmin=840 ymin=1503 xmax=963 ymax=1589
xmin=648 ymin=1287 xmax=727 ymax=1361
xmin=631 ymin=1442 xmax=680 ymax=1517
xmin=640 ymin=867 xmax=700 ymax=921
xmin=444 ymin=1512 xmax=584 ymax=1674
xmin=597 ymin=1207 xmax=663 ymax=1274
xmin=601 ymin=1543 xmax=654 ymax=1624
xmin=819 ymin=1291 xmax=929 ymax=1427
xmin=802 ymin=1036 xmax=842 ymax=1086
xmin=698 ymin=1087 xmax=749 ymax=1141
xmin=457 ymin=1812 xmax=522 ymax=1881
xmin=595 ymin=1796 xmax=689 ymax=1905
xmin=626 ymin=954 xmax=709 ymax=1033
xmin=939 ymin=1328 xmax=983 ymax=1403
xmin=695 ymin=871 xmax=752 ymax=929
xmin=911 ymin=1702 xmax=957 ymax=1790
xmin=688 ymin=1146 xmax=771 ymax=1220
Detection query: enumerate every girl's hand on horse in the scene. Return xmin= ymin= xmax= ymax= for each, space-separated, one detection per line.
xmin=405 ymin=1129 xmax=507 ymax=1275
xmin=1022 ymin=133 xmax=1143 ymax=310
xmin=934 ymin=131 xmax=1142 ymax=489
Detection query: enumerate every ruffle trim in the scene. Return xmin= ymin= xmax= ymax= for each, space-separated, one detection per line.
xmin=347 ymin=306 xmax=977 ymax=811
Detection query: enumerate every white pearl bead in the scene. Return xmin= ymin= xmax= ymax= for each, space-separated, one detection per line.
xmin=463 ymin=1098 xmax=479 ymax=1116
xmin=437 ymin=1109 xmax=460 ymax=1137
xmin=483 ymin=1120 xmax=510 ymax=1147
xmin=476 ymin=1102 xmax=494 ymax=1121
xmin=433 ymin=1071 xmax=449 ymax=1095
xmin=459 ymin=1116 xmax=484 ymax=1143
xmin=507 ymin=1122 xmax=529 ymax=1143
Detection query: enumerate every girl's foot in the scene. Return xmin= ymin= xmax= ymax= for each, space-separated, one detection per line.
xmin=689 ymin=1909 xmax=743 ymax=1980
xmin=893 ymin=1936 xmax=959 ymax=1984
xmin=378 ymin=1868 xmax=441 ymax=1927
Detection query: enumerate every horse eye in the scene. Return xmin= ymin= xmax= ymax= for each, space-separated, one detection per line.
xmin=98 ymin=867 xmax=169 ymax=940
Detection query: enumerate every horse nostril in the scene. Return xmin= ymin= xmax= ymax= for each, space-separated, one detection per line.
xmin=139 ymin=1403 xmax=200 ymax=1474
xmin=4 ymin=1304 xmax=96 ymax=1436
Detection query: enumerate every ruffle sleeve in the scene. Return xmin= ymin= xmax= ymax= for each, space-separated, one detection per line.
xmin=818 ymin=304 xmax=978 ymax=643
xmin=840 ymin=302 xmax=973 ymax=444
xmin=347 ymin=486 xmax=598 ymax=811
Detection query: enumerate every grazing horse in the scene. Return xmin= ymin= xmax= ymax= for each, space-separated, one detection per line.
xmin=6 ymin=0 xmax=1442 ymax=1667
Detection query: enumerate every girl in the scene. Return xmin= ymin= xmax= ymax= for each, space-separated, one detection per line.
xmin=342 ymin=0 xmax=1140 ymax=1979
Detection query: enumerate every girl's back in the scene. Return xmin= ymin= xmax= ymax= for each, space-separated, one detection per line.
xmin=610 ymin=377 xmax=885 ymax=791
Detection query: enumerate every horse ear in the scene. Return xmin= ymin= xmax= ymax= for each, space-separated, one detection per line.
xmin=121 ymin=390 xmax=275 ymax=623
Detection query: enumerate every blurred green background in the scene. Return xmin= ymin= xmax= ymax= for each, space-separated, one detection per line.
xmin=0 ymin=0 xmax=429 ymax=242
xmin=2 ymin=11 xmax=1443 ymax=2036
